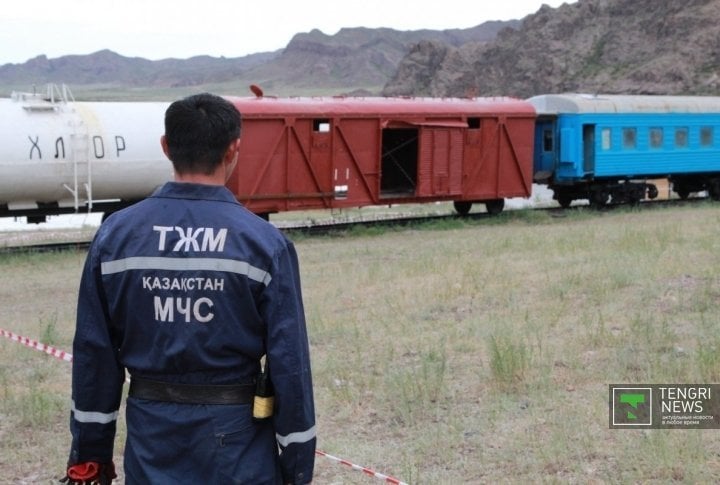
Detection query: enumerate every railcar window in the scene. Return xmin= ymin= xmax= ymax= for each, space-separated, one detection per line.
xmin=649 ymin=127 xmax=664 ymax=148
xmin=700 ymin=126 xmax=714 ymax=147
xmin=313 ymin=119 xmax=331 ymax=132
xmin=468 ymin=118 xmax=481 ymax=129
xmin=543 ymin=129 xmax=553 ymax=151
xmin=601 ymin=128 xmax=611 ymax=150
xmin=675 ymin=127 xmax=688 ymax=148
xmin=622 ymin=128 xmax=636 ymax=149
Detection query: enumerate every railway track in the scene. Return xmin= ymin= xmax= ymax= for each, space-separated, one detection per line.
xmin=0 ymin=210 xmax=492 ymax=254
xmin=0 ymin=196 xmax=712 ymax=254
xmin=0 ymin=240 xmax=92 ymax=255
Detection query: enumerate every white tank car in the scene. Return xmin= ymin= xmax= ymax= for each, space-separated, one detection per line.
xmin=0 ymin=86 xmax=173 ymax=222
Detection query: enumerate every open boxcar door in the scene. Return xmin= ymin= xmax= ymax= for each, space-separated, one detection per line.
xmin=379 ymin=120 xmax=465 ymax=199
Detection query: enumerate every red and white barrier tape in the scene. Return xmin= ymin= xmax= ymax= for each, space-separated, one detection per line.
xmin=1 ymin=328 xmax=410 ymax=484
xmin=0 ymin=328 xmax=134 ymax=383
xmin=315 ymin=449 xmax=408 ymax=485
xmin=1 ymin=328 xmax=73 ymax=362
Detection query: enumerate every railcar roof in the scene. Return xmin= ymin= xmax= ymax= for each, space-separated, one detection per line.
xmin=226 ymin=95 xmax=535 ymax=117
xmin=528 ymin=93 xmax=720 ymax=114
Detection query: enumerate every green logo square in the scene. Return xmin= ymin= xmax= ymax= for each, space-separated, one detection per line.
xmin=611 ymin=387 xmax=652 ymax=426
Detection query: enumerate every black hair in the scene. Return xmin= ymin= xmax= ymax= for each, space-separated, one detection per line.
xmin=163 ymin=93 xmax=241 ymax=175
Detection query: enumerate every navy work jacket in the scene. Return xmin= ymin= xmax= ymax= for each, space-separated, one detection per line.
xmin=69 ymin=182 xmax=315 ymax=484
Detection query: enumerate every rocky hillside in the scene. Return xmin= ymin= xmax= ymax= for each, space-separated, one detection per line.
xmin=241 ymin=23 xmax=517 ymax=94
xmin=384 ymin=0 xmax=720 ymax=97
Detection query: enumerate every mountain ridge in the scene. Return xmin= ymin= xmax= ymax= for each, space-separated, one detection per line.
xmin=2 ymin=0 xmax=719 ymax=101
xmin=0 ymin=21 xmax=517 ymax=100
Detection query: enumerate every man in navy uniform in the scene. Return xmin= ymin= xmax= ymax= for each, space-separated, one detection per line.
xmin=64 ymin=93 xmax=315 ymax=484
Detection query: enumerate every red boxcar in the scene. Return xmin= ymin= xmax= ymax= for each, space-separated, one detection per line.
xmin=226 ymin=95 xmax=535 ymax=216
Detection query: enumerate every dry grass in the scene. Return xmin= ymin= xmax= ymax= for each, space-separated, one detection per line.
xmin=1 ymin=203 xmax=720 ymax=483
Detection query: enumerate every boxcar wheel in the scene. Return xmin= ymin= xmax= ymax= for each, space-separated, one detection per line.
xmin=485 ymin=199 xmax=505 ymax=215
xmin=557 ymin=195 xmax=573 ymax=208
xmin=453 ymin=201 xmax=472 ymax=216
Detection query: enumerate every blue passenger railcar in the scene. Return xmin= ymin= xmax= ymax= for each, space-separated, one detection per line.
xmin=527 ymin=94 xmax=720 ymax=207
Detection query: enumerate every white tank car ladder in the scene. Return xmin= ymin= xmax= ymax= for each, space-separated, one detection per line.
xmin=47 ymin=85 xmax=95 ymax=214
xmin=66 ymin=118 xmax=93 ymax=213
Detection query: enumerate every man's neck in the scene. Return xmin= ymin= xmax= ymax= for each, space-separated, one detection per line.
xmin=174 ymin=170 xmax=225 ymax=186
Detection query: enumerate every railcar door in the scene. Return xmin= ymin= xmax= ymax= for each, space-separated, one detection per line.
xmin=416 ymin=125 xmax=464 ymax=197
xmin=533 ymin=117 xmax=557 ymax=182
xmin=379 ymin=122 xmax=465 ymax=199
xmin=583 ymin=124 xmax=596 ymax=174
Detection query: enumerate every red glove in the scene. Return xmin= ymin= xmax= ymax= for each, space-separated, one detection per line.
xmin=60 ymin=461 xmax=116 ymax=484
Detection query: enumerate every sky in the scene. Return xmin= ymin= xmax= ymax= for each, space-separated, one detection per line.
xmin=0 ymin=0 xmax=577 ymax=65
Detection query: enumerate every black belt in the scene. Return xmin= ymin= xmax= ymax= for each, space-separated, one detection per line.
xmin=129 ymin=377 xmax=254 ymax=405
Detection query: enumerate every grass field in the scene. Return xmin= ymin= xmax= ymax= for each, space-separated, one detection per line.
xmin=1 ymin=203 xmax=719 ymax=483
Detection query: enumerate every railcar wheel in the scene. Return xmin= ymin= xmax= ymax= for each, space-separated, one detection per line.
xmin=647 ymin=184 xmax=659 ymax=200
xmin=485 ymin=199 xmax=505 ymax=215
xmin=674 ymin=184 xmax=690 ymax=200
xmin=709 ymin=180 xmax=720 ymax=201
xmin=557 ymin=195 xmax=573 ymax=208
xmin=589 ymin=190 xmax=609 ymax=209
xmin=628 ymin=191 xmax=643 ymax=206
xmin=453 ymin=201 xmax=472 ymax=216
